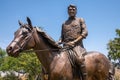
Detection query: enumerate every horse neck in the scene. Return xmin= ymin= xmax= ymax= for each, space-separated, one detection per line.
xmin=33 ymin=28 xmax=54 ymax=72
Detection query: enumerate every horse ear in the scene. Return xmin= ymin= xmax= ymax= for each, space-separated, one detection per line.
xmin=26 ymin=17 xmax=33 ymax=29
xmin=18 ymin=20 xmax=23 ymax=26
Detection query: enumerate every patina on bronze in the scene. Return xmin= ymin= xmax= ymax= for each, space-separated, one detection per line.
xmin=59 ymin=4 xmax=88 ymax=80
xmin=6 ymin=17 xmax=114 ymax=80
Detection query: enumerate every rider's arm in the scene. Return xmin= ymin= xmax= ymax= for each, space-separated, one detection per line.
xmin=80 ymin=18 xmax=88 ymax=39
xmin=73 ymin=35 xmax=83 ymax=44
xmin=73 ymin=18 xmax=88 ymax=44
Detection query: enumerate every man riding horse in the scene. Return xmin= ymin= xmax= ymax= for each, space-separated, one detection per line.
xmin=6 ymin=4 xmax=115 ymax=80
xmin=58 ymin=4 xmax=88 ymax=80
xmin=58 ymin=4 xmax=115 ymax=80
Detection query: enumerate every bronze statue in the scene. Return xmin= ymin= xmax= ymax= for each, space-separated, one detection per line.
xmin=6 ymin=17 xmax=114 ymax=80
xmin=59 ymin=4 xmax=88 ymax=80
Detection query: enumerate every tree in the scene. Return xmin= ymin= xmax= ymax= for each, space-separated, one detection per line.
xmin=0 ymin=47 xmax=42 ymax=80
xmin=17 ymin=52 xmax=42 ymax=80
xmin=107 ymin=29 xmax=120 ymax=64
xmin=0 ymin=48 xmax=6 ymax=70
xmin=0 ymin=48 xmax=6 ymax=58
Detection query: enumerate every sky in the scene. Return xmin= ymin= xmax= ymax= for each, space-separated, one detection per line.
xmin=0 ymin=0 xmax=120 ymax=56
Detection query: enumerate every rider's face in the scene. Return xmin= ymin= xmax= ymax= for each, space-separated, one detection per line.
xmin=68 ymin=7 xmax=77 ymax=17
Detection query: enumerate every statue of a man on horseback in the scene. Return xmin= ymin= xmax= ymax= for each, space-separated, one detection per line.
xmin=58 ymin=4 xmax=115 ymax=80
xmin=6 ymin=4 xmax=115 ymax=80
xmin=58 ymin=4 xmax=88 ymax=80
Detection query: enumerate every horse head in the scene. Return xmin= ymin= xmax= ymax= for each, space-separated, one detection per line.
xmin=6 ymin=17 xmax=35 ymax=57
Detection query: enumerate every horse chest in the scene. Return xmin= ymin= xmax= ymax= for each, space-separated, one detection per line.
xmin=49 ymin=53 xmax=73 ymax=80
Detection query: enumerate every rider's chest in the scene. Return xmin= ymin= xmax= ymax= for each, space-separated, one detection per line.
xmin=63 ymin=20 xmax=81 ymax=32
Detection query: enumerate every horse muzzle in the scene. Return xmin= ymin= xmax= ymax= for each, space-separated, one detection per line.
xmin=6 ymin=46 xmax=21 ymax=57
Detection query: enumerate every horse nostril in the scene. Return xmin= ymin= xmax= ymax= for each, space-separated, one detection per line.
xmin=7 ymin=46 xmax=13 ymax=53
xmin=9 ymin=47 xmax=12 ymax=50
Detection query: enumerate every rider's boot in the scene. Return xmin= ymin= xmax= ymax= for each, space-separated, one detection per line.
xmin=78 ymin=57 xmax=87 ymax=80
xmin=81 ymin=62 xmax=87 ymax=80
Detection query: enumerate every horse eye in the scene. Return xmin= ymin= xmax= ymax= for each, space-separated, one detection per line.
xmin=22 ymin=31 xmax=27 ymax=35
xmin=22 ymin=31 xmax=28 ymax=38
xmin=22 ymin=32 xmax=28 ymax=38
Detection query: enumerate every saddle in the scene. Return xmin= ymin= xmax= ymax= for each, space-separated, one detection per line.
xmin=64 ymin=48 xmax=83 ymax=79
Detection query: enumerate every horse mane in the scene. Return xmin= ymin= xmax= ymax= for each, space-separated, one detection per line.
xmin=35 ymin=27 xmax=61 ymax=49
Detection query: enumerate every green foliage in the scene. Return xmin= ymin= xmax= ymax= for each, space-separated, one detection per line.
xmin=18 ymin=52 xmax=42 ymax=79
xmin=0 ymin=47 xmax=41 ymax=79
xmin=0 ymin=48 xmax=6 ymax=71
xmin=0 ymin=48 xmax=6 ymax=58
xmin=107 ymin=29 xmax=120 ymax=63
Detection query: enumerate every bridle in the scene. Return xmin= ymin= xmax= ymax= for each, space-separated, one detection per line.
xmin=11 ymin=27 xmax=35 ymax=52
xmin=12 ymin=27 xmax=69 ymax=53
xmin=12 ymin=27 xmax=61 ymax=53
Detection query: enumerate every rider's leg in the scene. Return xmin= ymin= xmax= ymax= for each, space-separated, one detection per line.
xmin=77 ymin=56 xmax=87 ymax=80
xmin=73 ymin=45 xmax=87 ymax=80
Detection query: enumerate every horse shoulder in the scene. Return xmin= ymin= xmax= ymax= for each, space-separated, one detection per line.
xmin=50 ymin=52 xmax=73 ymax=79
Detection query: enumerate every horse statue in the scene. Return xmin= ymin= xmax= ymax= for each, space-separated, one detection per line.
xmin=6 ymin=17 xmax=113 ymax=80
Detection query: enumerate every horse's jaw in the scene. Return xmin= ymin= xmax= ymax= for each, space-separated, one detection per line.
xmin=6 ymin=47 xmax=21 ymax=57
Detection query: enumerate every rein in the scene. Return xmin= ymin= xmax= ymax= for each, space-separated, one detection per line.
xmin=23 ymin=48 xmax=61 ymax=53
xmin=23 ymin=45 xmax=72 ymax=53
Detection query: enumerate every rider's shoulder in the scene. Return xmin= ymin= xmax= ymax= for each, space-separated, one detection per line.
xmin=62 ymin=19 xmax=68 ymax=25
xmin=77 ymin=17 xmax=85 ymax=23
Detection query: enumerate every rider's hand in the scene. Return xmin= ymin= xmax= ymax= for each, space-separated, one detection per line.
xmin=66 ymin=41 xmax=75 ymax=47
xmin=57 ymin=39 xmax=62 ymax=45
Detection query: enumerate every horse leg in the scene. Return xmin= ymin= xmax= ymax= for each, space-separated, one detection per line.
xmin=49 ymin=75 xmax=72 ymax=80
xmin=87 ymin=77 xmax=92 ymax=80
xmin=49 ymin=72 xmax=73 ymax=80
xmin=40 ymin=67 xmax=49 ymax=80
